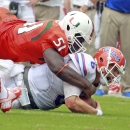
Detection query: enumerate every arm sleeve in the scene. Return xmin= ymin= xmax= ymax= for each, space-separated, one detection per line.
xmin=41 ymin=29 xmax=68 ymax=57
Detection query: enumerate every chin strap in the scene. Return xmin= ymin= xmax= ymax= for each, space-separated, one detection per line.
xmin=56 ymin=64 xmax=68 ymax=76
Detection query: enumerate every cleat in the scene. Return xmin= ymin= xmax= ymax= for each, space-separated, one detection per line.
xmin=95 ymin=89 xmax=105 ymax=96
xmin=108 ymin=83 xmax=122 ymax=94
xmin=0 ymin=87 xmax=22 ymax=113
xmin=123 ymin=92 xmax=130 ymax=97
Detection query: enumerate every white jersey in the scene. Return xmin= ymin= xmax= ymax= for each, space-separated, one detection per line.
xmin=84 ymin=0 xmax=94 ymax=7
xmin=28 ymin=53 xmax=96 ymax=110
xmin=73 ymin=0 xmax=86 ymax=6
xmin=73 ymin=0 xmax=94 ymax=7
xmin=0 ymin=53 xmax=96 ymax=110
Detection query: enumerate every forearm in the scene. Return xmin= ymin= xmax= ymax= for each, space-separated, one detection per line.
xmin=90 ymin=0 xmax=98 ymax=8
xmin=65 ymin=96 xmax=100 ymax=115
xmin=80 ymin=5 xmax=88 ymax=13
xmin=58 ymin=66 xmax=92 ymax=89
xmin=64 ymin=0 xmax=71 ymax=13
xmin=44 ymin=48 xmax=92 ymax=90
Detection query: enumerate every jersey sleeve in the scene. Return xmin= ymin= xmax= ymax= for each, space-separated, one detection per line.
xmin=41 ymin=27 xmax=69 ymax=57
xmin=69 ymin=53 xmax=96 ymax=83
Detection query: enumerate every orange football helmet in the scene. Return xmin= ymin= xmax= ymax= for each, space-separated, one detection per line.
xmin=93 ymin=46 xmax=126 ymax=86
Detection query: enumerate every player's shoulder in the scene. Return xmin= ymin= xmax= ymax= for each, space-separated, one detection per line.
xmin=49 ymin=20 xmax=66 ymax=37
xmin=68 ymin=52 xmax=96 ymax=75
xmin=69 ymin=52 xmax=95 ymax=64
xmin=81 ymin=53 xmax=96 ymax=72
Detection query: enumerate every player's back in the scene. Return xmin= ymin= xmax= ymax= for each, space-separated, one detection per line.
xmin=27 ymin=53 xmax=96 ymax=110
xmin=28 ymin=64 xmax=65 ymax=110
xmin=0 ymin=8 xmax=68 ymax=64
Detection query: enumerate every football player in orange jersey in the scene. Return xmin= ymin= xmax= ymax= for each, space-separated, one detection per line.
xmin=0 ymin=7 xmax=95 ymax=98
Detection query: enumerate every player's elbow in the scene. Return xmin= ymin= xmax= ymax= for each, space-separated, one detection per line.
xmin=49 ymin=65 xmax=61 ymax=74
xmin=47 ymin=61 xmax=65 ymax=75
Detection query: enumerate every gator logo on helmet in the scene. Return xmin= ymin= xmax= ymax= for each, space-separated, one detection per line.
xmin=103 ymin=48 xmax=120 ymax=62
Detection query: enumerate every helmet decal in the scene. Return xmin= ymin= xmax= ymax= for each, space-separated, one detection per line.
xmin=103 ymin=48 xmax=121 ymax=62
xmin=69 ymin=17 xmax=80 ymax=27
xmin=60 ymin=11 xmax=93 ymax=53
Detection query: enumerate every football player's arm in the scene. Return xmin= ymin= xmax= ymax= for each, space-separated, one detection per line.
xmin=64 ymin=0 xmax=71 ymax=14
xmin=65 ymin=96 xmax=102 ymax=115
xmin=63 ymin=82 xmax=102 ymax=115
xmin=27 ymin=0 xmax=40 ymax=6
xmin=44 ymin=48 xmax=96 ymax=97
xmin=80 ymin=0 xmax=89 ymax=13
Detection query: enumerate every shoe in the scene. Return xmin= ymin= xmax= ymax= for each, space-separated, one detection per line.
xmin=123 ymin=92 xmax=130 ymax=97
xmin=0 ymin=87 xmax=22 ymax=113
xmin=95 ymin=89 xmax=105 ymax=96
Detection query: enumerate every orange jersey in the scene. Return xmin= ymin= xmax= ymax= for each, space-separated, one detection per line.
xmin=0 ymin=8 xmax=68 ymax=64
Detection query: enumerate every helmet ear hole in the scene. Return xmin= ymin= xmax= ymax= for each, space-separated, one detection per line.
xmin=67 ymin=25 xmax=70 ymax=31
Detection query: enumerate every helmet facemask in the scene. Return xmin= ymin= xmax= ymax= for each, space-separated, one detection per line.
xmin=68 ymin=33 xmax=88 ymax=53
xmin=59 ymin=11 xmax=93 ymax=53
xmin=99 ymin=63 xmax=122 ymax=86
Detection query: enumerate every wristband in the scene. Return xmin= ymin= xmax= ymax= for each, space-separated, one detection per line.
xmin=56 ymin=64 xmax=68 ymax=76
xmin=96 ymin=109 xmax=103 ymax=116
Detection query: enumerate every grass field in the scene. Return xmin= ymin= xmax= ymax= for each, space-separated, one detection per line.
xmin=0 ymin=95 xmax=130 ymax=130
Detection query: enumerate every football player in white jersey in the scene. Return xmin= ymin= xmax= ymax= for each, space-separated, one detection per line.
xmin=0 ymin=46 xmax=126 ymax=115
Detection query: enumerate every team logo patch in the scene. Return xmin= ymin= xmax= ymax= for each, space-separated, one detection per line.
xmin=91 ymin=61 xmax=96 ymax=69
xmin=69 ymin=17 xmax=80 ymax=27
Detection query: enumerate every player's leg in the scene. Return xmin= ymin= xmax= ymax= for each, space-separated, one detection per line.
xmin=119 ymin=13 xmax=130 ymax=97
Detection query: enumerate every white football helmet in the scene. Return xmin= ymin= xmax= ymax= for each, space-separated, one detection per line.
xmin=59 ymin=11 xmax=94 ymax=53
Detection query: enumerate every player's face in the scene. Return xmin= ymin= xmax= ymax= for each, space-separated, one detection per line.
xmin=106 ymin=63 xmax=120 ymax=84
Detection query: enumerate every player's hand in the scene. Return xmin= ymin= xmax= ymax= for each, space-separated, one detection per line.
xmin=95 ymin=101 xmax=103 ymax=115
xmin=96 ymin=101 xmax=102 ymax=110
xmin=80 ymin=5 xmax=88 ymax=13
xmin=27 ymin=0 xmax=39 ymax=6
xmin=83 ymin=84 xmax=96 ymax=98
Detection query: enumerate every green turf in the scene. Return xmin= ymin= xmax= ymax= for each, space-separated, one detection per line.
xmin=0 ymin=96 xmax=130 ymax=130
